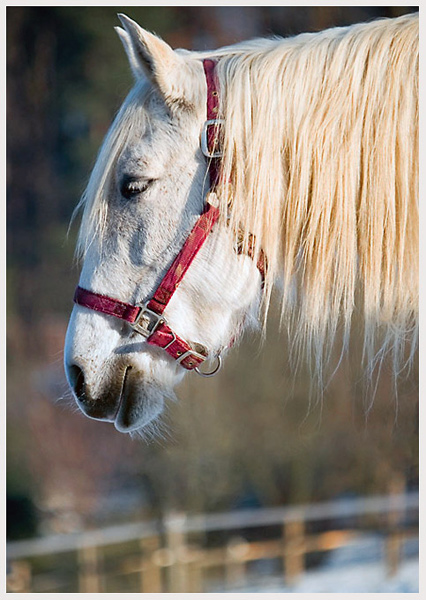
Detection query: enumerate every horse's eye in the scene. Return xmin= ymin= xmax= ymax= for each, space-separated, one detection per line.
xmin=120 ymin=177 xmax=153 ymax=200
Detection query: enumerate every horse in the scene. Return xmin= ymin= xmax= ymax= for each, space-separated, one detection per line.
xmin=64 ymin=13 xmax=418 ymax=435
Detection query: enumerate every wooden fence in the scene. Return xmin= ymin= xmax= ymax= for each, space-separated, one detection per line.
xmin=6 ymin=491 xmax=419 ymax=593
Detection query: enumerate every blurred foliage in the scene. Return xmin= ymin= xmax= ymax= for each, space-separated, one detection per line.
xmin=7 ymin=6 xmax=418 ymax=539
xmin=7 ymin=495 xmax=38 ymax=540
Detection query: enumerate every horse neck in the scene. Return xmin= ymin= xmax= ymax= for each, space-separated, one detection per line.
xmin=211 ymin=13 xmax=418 ymax=371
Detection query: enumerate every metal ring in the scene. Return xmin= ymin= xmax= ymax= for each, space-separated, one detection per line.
xmin=194 ymin=355 xmax=222 ymax=378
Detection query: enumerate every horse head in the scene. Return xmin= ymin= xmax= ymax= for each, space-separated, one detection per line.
xmin=64 ymin=15 xmax=262 ymax=434
xmin=65 ymin=13 xmax=418 ymax=435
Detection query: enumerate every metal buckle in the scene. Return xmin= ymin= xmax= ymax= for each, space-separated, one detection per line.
xmin=201 ymin=119 xmax=225 ymax=158
xmin=176 ymin=349 xmax=207 ymax=366
xmin=131 ymin=306 xmax=164 ymax=337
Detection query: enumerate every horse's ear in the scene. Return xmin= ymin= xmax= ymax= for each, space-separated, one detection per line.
xmin=115 ymin=25 xmax=146 ymax=81
xmin=116 ymin=14 xmax=186 ymax=108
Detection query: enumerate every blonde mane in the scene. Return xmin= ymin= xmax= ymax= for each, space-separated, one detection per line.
xmin=206 ymin=13 xmax=418 ymax=374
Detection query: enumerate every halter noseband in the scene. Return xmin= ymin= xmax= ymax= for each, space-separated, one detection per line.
xmin=73 ymin=59 xmax=263 ymax=376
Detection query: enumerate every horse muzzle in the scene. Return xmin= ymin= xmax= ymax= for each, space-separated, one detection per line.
xmin=66 ymin=362 xmax=165 ymax=432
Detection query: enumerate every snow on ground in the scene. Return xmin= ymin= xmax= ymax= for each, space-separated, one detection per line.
xmin=209 ymin=534 xmax=419 ymax=593
xmin=250 ymin=556 xmax=419 ymax=593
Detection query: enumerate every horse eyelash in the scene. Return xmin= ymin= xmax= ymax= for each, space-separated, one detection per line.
xmin=120 ymin=177 xmax=155 ymax=199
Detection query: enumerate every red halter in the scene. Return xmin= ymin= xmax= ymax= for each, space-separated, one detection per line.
xmin=74 ymin=201 xmax=219 ymax=372
xmin=74 ymin=59 xmax=261 ymax=375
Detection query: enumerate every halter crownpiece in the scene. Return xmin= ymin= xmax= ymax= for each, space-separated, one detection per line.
xmin=73 ymin=58 xmax=264 ymax=375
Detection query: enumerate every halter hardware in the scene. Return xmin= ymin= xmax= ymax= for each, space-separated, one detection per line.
xmin=195 ymin=354 xmax=222 ymax=377
xmin=201 ymin=119 xmax=225 ymax=158
xmin=176 ymin=348 xmax=207 ymax=366
xmin=131 ymin=305 xmax=165 ymax=337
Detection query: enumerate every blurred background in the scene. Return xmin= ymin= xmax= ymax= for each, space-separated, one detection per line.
xmin=7 ymin=5 xmax=418 ymax=593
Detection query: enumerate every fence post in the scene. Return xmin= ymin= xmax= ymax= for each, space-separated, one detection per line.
xmin=6 ymin=560 xmax=32 ymax=592
xmin=385 ymin=475 xmax=406 ymax=577
xmin=187 ymin=558 xmax=203 ymax=593
xmin=283 ymin=516 xmax=305 ymax=585
xmin=164 ymin=512 xmax=188 ymax=592
xmin=225 ymin=536 xmax=249 ymax=589
xmin=139 ymin=535 xmax=163 ymax=592
xmin=78 ymin=543 xmax=100 ymax=593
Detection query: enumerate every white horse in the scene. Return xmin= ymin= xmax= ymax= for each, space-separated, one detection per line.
xmin=65 ymin=13 xmax=418 ymax=434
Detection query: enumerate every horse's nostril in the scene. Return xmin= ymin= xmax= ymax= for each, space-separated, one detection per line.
xmin=66 ymin=363 xmax=127 ymax=423
xmin=67 ymin=364 xmax=85 ymax=400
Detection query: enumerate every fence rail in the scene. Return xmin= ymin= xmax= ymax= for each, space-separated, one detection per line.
xmin=7 ymin=491 xmax=419 ymax=593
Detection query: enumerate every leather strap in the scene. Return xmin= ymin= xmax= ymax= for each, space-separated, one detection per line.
xmin=73 ymin=285 xmax=208 ymax=368
xmin=73 ymin=286 xmax=140 ymax=324
xmin=203 ymin=59 xmax=266 ymax=285
xmin=147 ymin=322 xmax=207 ymax=369
xmin=147 ymin=202 xmax=219 ymax=315
xmin=203 ymin=58 xmax=222 ymax=188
